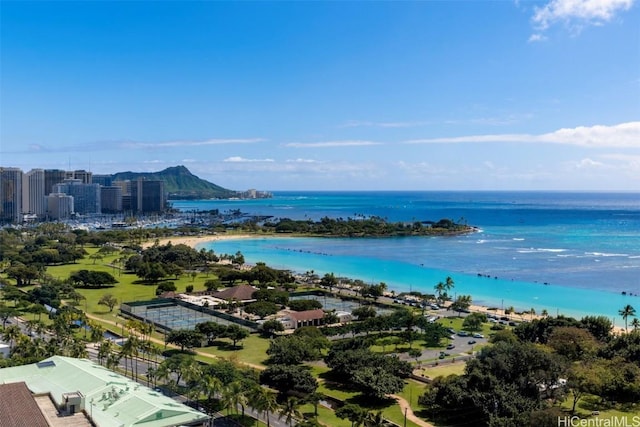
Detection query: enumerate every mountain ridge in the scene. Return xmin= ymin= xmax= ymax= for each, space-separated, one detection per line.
xmin=111 ymin=165 xmax=237 ymax=200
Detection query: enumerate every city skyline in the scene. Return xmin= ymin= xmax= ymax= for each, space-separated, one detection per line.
xmin=1 ymin=1 xmax=639 ymax=191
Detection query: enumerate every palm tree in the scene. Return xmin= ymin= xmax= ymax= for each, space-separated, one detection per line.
xmin=631 ymin=318 xmax=640 ymax=330
xmin=619 ymin=304 xmax=636 ymax=331
xmin=199 ymin=375 xmax=223 ymax=416
xmin=249 ymin=386 xmax=279 ymax=427
xmin=279 ymin=396 xmax=302 ymax=427
xmin=97 ymin=340 xmax=114 ymax=366
xmin=2 ymin=324 xmax=22 ymax=352
xmin=364 ymin=410 xmax=386 ymax=427
xmin=530 ymin=307 xmax=536 ymax=320
xmin=305 ymin=391 xmax=324 ymax=420
xmin=541 ymin=309 xmax=549 ymax=318
xmin=224 ymin=381 xmax=248 ymax=417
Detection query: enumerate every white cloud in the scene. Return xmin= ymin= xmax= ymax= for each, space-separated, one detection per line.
xmin=286 ymin=158 xmax=319 ymax=163
xmin=284 ymin=140 xmax=383 ymax=148
xmin=223 ymin=156 xmax=275 ymax=163
xmin=574 ymin=158 xmax=605 ymax=168
xmin=121 ymin=138 xmax=266 ymax=149
xmin=532 ymin=0 xmax=635 ymax=32
xmin=528 ymin=33 xmax=548 ymax=42
xmin=405 ymin=121 xmax=640 ymax=147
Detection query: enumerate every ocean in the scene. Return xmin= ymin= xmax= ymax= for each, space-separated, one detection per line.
xmin=171 ymin=191 xmax=640 ymax=322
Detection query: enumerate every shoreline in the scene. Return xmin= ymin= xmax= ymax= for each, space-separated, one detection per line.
xmin=141 ymin=233 xmax=256 ymax=249
xmin=144 ymin=233 xmax=628 ymax=332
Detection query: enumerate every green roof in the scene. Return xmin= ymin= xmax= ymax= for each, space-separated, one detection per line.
xmin=0 ymin=356 xmax=209 ymax=427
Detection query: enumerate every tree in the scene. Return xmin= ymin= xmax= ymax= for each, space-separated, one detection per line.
xmin=195 ymin=321 xmax=228 ymax=344
xmin=98 ymin=294 xmax=118 ymax=312
xmin=250 ymin=386 xmax=279 ymax=427
xmin=0 ymin=305 xmax=19 ymax=328
xmin=244 ymin=301 xmax=279 ymax=319
xmin=408 ymin=347 xmax=422 ymax=365
xmin=547 ymin=326 xmax=599 ymax=361
xmin=261 ymin=319 xmax=285 ymax=337
xmin=288 ymin=299 xmax=322 ymax=312
xmin=204 ymin=279 xmax=222 ymax=291
xmin=166 ymin=329 xmax=203 ymax=351
xmin=320 ymin=273 xmax=338 ymax=293
xmin=69 ymin=270 xmax=118 ymax=288
xmin=2 ymin=324 xmax=22 ymax=352
xmin=335 ymin=403 xmax=367 ymax=427
xmin=450 ymin=294 xmax=472 ymax=317
xmin=260 ymin=364 xmax=318 ymax=395
xmin=580 ymin=315 xmax=613 ymax=341
xmin=279 ymin=396 xmax=302 ymax=427
xmin=351 ymin=306 xmax=377 ymax=320
xmin=223 ymin=324 xmax=249 ymax=348
xmin=352 ymin=366 xmax=405 ymax=399
xmin=462 ymin=312 xmax=487 ymax=332
xmin=364 ymin=411 xmax=386 ymax=427
xmin=619 ymin=304 xmax=636 ymax=332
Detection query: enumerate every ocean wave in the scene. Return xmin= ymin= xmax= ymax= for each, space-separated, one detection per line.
xmin=512 ymin=238 xmax=525 ymax=241
xmin=517 ymin=248 xmax=567 ymax=253
xmin=584 ymin=252 xmax=629 ymax=257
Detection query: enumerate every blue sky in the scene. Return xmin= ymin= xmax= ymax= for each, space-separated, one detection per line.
xmin=1 ymin=1 xmax=639 ymax=191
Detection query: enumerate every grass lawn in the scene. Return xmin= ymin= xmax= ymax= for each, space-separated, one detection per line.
xmin=300 ymin=403 xmax=351 ymax=427
xmin=418 ymin=362 xmax=466 ymax=378
xmin=559 ymin=393 xmax=639 ymax=421
xmin=195 ymin=333 xmax=270 ymax=367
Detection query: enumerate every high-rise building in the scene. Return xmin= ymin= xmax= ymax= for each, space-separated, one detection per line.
xmin=131 ymin=178 xmax=166 ymax=214
xmin=100 ymin=186 xmax=123 ymax=213
xmin=65 ymin=170 xmax=93 ymax=184
xmin=45 ymin=193 xmax=74 ymax=220
xmin=92 ymin=174 xmax=113 ymax=187
xmin=0 ymin=167 xmax=23 ymax=223
xmin=53 ymin=179 xmax=101 ymax=215
xmin=23 ymin=169 xmax=46 ymax=217
xmin=44 ymin=169 xmax=67 ymax=195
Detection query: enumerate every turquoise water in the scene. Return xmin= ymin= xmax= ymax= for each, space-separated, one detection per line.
xmin=172 ymin=191 xmax=640 ymax=322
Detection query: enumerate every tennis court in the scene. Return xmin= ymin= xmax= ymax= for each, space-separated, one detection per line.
xmin=290 ymin=295 xmax=394 ymax=315
xmin=126 ymin=301 xmax=252 ymax=331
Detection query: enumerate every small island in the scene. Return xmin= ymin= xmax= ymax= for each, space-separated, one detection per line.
xmin=258 ymin=216 xmax=475 ymax=237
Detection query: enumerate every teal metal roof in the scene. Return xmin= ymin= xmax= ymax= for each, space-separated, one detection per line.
xmin=0 ymin=356 xmax=208 ymax=427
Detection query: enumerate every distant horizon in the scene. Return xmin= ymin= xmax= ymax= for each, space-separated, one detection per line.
xmin=2 ymin=1 xmax=638 ymax=191
xmin=3 ymin=163 xmax=640 ymax=193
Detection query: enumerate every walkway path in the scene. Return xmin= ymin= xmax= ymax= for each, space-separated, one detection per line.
xmin=390 ymin=394 xmax=434 ymax=427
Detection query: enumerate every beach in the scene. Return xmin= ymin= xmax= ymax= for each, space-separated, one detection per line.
xmin=141 ymin=233 xmax=255 ymax=249
xmin=143 ymin=232 xmax=591 ymax=327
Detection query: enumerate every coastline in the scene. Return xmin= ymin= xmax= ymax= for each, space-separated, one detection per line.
xmin=144 ymin=233 xmax=627 ymax=332
xmin=141 ymin=233 xmax=256 ymax=249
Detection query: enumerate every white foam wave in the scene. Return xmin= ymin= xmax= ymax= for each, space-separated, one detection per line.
xmin=585 ymin=252 xmax=629 ymax=257
xmin=517 ymin=247 xmax=567 ymax=254
xmin=512 ymin=238 xmax=525 ymax=241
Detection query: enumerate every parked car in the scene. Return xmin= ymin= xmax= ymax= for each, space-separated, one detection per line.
xmin=468 ymin=339 xmax=477 ymax=345
xmin=457 ymin=331 xmax=469 ymax=337
xmin=473 ymin=333 xmax=484 ymax=338
xmin=446 ymin=344 xmax=455 ymax=350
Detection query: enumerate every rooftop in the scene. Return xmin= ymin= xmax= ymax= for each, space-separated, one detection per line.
xmin=0 ymin=356 xmax=208 ymax=427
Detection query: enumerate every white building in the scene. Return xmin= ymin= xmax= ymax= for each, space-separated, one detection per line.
xmin=46 ymin=193 xmax=74 ymax=220
xmin=23 ymin=169 xmax=46 ymax=218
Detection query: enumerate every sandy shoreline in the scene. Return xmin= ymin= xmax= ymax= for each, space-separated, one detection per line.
xmin=142 ymin=233 xmax=255 ymax=249
xmin=144 ymin=233 xmax=626 ymax=332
